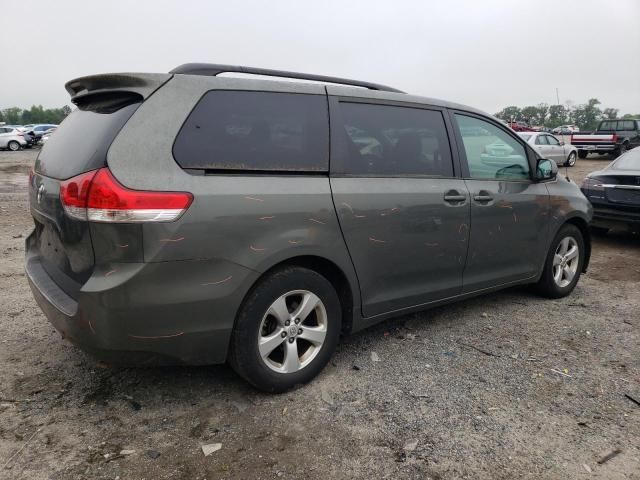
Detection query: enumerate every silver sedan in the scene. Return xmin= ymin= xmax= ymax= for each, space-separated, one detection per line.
xmin=518 ymin=132 xmax=578 ymax=167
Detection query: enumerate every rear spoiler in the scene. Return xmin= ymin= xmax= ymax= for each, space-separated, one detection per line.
xmin=65 ymin=73 xmax=172 ymax=106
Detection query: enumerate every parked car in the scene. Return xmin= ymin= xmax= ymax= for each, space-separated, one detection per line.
xmin=40 ymin=128 xmax=57 ymax=144
xmin=518 ymin=132 xmax=578 ymax=166
xmin=581 ymin=147 xmax=640 ymax=234
xmin=27 ymin=124 xmax=58 ymax=140
xmin=508 ymin=120 xmax=535 ymax=132
xmin=552 ymin=125 xmax=580 ymax=135
xmin=26 ymin=64 xmax=592 ymax=392
xmin=0 ymin=126 xmax=28 ymax=151
xmin=571 ymin=119 xmax=640 ymax=158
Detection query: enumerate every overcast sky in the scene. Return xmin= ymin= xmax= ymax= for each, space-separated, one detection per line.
xmin=1 ymin=0 xmax=639 ymax=115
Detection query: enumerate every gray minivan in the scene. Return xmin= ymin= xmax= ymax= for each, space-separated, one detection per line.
xmin=26 ymin=64 xmax=592 ymax=392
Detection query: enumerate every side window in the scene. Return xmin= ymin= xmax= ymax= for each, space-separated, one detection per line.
xmin=547 ymin=135 xmax=560 ymax=146
xmin=535 ymin=135 xmax=548 ymax=145
xmin=173 ymin=91 xmax=328 ymax=171
xmin=621 ymin=120 xmax=635 ymax=130
xmin=454 ymin=114 xmax=530 ymax=180
xmin=336 ymin=102 xmax=453 ymax=176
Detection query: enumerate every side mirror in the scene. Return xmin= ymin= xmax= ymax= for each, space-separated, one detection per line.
xmin=536 ymin=158 xmax=557 ymax=181
xmin=559 ymin=141 xmax=565 ymax=146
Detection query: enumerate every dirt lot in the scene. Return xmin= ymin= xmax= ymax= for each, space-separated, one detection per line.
xmin=0 ymin=148 xmax=638 ymax=480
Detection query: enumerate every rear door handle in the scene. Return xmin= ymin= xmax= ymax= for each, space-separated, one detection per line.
xmin=444 ymin=190 xmax=467 ymax=204
xmin=473 ymin=191 xmax=494 ymax=203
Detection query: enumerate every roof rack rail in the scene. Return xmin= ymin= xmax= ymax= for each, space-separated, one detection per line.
xmin=170 ymin=63 xmax=404 ymax=93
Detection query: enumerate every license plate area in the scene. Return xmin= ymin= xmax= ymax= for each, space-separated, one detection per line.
xmin=606 ymin=187 xmax=640 ymax=205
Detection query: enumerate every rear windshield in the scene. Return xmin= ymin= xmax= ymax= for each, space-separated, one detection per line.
xmin=172 ymin=91 xmax=329 ymax=172
xmin=610 ymin=149 xmax=640 ymax=170
xmin=34 ymin=101 xmax=140 ymax=180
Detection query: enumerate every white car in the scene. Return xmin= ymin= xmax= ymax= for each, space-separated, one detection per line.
xmin=552 ymin=125 xmax=580 ymax=135
xmin=0 ymin=126 xmax=28 ymax=151
xmin=518 ymin=132 xmax=578 ymax=166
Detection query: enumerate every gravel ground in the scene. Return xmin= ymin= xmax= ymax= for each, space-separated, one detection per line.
xmin=0 ymin=148 xmax=639 ymax=480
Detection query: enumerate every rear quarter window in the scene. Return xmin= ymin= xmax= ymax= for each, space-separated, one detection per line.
xmin=35 ymin=101 xmax=140 ymax=180
xmin=172 ymin=91 xmax=329 ymax=172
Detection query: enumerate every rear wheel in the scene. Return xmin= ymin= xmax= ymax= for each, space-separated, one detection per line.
xmin=537 ymin=224 xmax=584 ymax=298
xmin=565 ymin=151 xmax=577 ymax=167
xmin=577 ymin=150 xmax=588 ymax=159
xmin=615 ymin=144 xmax=628 ymax=158
xmin=229 ymin=267 xmax=341 ymax=392
xmin=7 ymin=141 xmax=20 ymax=151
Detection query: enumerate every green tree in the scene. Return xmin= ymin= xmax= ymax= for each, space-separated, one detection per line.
xmin=621 ymin=113 xmax=639 ymax=119
xmin=520 ymin=106 xmax=540 ymax=125
xmin=602 ymin=108 xmax=619 ymax=120
xmin=495 ymin=106 xmax=521 ymax=122
xmin=547 ymin=104 xmax=568 ymax=128
xmin=2 ymin=107 xmax=22 ymax=124
xmin=573 ymin=98 xmax=602 ymax=130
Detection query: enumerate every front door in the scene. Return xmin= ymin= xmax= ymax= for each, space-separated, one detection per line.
xmin=451 ymin=113 xmax=550 ymax=292
xmin=329 ymin=97 xmax=470 ymax=317
xmin=545 ymin=134 xmax=566 ymax=164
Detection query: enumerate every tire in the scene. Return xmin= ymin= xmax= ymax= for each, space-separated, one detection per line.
xmin=7 ymin=141 xmax=20 ymax=152
xmin=590 ymin=226 xmax=609 ymax=236
xmin=536 ymin=224 xmax=584 ymax=299
xmin=229 ymin=266 xmax=342 ymax=393
xmin=577 ymin=150 xmax=588 ymax=159
xmin=565 ymin=151 xmax=577 ymax=167
xmin=615 ymin=144 xmax=628 ymax=158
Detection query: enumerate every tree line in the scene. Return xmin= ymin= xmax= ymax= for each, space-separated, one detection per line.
xmin=494 ymin=99 xmax=639 ymax=131
xmin=0 ymin=105 xmax=72 ymax=126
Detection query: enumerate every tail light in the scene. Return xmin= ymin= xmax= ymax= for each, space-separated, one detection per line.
xmin=60 ymin=168 xmax=193 ymax=222
xmin=611 ymin=134 xmax=618 ymax=143
xmin=581 ymin=177 xmax=605 ymax=196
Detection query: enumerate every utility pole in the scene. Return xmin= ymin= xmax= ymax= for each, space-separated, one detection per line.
xmin=556 ymin=88 xmax=560 ymax=105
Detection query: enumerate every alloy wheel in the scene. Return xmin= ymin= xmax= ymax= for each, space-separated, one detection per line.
xmin=258 ymin=290 xmax=328 ymax=374
xmin=552 ymin=236 xmax=579 ymax=288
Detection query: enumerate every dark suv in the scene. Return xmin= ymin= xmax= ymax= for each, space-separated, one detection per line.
xmin=26 ymin=64 xmax=592 ymax=392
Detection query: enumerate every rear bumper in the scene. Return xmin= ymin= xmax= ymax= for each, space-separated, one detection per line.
xmin=573 ymin=144 xmax=617 ymax=152
xmin=590 ymin=204 xmax=640 ymax=229
xmin=26 ymin=240 xmax=259 ymax=366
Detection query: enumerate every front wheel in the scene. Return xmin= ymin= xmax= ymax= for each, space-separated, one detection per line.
xmin=7 ymin=141 xmax=20 ymax=151
xmin=565 ymin=151 xmax=577 ymax=167
xmin=229 ymin=267 xmax=341 ymax=392
xmin=536 ymin=224 xmax=584 ymax=298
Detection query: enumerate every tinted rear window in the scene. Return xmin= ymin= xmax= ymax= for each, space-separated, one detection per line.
xmin=334 ymin=102 xmax=453 ymax=176
xmin=35 ymin=101 xmax=140 ymax=180
xmin=172 ymin=91 xmax=329 ymax=172
xmin=610 ymin=149 xmax=640 ymax=170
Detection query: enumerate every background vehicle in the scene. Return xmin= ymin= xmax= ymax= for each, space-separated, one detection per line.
xmin=552 ymin=125 xmax=579 ymax=135
xmin=508 ymin=120 xmax=535 ymax=132
xmin=518 ymin=132 xmax=578 ymax=166
xmin=26 ymin=124 xmax=58 ymax=140
xmin=571 ymin=119 xmax=640 ymax=158
xmin=581 ymin=147 xmax=640 ymax=234
xmin=40 ymin=128 xmax=56 ymax=144
xmin=0 ymin=126 xmax=28 ymax=151
xmin=26 ymin=64 xmax=592 ymax=392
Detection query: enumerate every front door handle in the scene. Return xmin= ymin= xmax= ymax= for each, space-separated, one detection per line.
xmin=473 ymin=191 xmax=494 ymax=203
xmin=444 ymin=190 xmax=467 ymax=204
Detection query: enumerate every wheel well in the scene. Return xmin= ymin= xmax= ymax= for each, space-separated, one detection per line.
xmin=257 ymin=256 xmax=355 ymax=334
xmin=566 ymin=217 xmax=591 ymax=272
